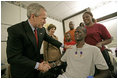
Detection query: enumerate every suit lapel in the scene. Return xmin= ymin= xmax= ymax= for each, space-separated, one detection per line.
xmin=37 ymin=28 xmax=45 ymax=49
xmin=23 ymin=20 xmax=37 ymax=51
xmin=37 ymin=28 xmax=42 ymax=50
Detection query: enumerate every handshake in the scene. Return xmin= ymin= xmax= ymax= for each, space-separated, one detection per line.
xmin=37 ymin=61 xmax=51 ymax=73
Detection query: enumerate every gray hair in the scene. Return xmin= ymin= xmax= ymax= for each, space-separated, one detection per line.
xmin=27 ymin=3 xmax=46 ymax=19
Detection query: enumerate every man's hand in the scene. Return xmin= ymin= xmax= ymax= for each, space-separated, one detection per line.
xmin=37 ymin=61 xmax=51 ymax=72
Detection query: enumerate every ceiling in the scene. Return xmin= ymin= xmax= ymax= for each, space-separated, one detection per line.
xmin=19 ymin=0 xmax=112 ymax=21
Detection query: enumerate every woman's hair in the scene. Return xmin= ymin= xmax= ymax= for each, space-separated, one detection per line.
xmin=47 ymin=24 xmax=56 ymax=31
xmin=27 ymin=3 xmax=46 ymax=19
xmin=83 ymin=11 xmax=97 ymax=23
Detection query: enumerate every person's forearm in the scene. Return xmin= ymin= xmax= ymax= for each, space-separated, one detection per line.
xmin=101 ymin=38 xmax=112 ymax=46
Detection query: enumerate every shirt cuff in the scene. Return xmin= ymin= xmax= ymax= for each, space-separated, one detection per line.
xmin=35 ymin=62 xmax=40 ymax=69
xmin=61 ymin=44 xmax=64 ymax=48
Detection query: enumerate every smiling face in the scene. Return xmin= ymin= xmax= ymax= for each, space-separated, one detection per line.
xmin=83 ymin=13 xmax=93 ymax=26
xmin=48 ymin=27 xmax=56 ymax=35
xmin=75 ymin=27 xmax=86 ymax=42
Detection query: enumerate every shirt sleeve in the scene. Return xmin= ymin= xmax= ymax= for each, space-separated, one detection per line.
xmin=99 ymin=24 xmax=111 ymax=40
xmin=61 ymin=44 xmax=64 ymax=48
xmin=93 ymin=47 xmax=108 ymax=70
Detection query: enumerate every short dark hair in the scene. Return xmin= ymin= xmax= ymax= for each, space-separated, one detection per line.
xmin=47 ymin=24 xmax=56 ymax=31
xmin=76 ymin=26 xmax=87 ymax=33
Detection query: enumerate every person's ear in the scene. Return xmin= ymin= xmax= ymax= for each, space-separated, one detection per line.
xmin=30 ymin=14 xmax=35 ymax=19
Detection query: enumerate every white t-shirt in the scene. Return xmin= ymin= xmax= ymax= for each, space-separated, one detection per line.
xmin=58 ymin=43 xmax=108 ymax=78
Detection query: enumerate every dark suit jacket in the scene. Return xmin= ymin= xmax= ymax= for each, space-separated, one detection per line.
xmin=6 ymin=20 xmax=62 ymax=78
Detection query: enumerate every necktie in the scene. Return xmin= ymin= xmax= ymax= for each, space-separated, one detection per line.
xmin=34 ymin=28 xmax=38 ymax=47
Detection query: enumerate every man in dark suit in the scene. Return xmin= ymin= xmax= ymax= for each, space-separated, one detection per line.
xmin=6 ymin=3 xmax=66 ymax=78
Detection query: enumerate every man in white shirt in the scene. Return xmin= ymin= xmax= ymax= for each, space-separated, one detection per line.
xmin=58 ymin=26 xmax=110 ymax=78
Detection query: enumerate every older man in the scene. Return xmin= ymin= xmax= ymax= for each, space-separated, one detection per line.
xmin=7 ymin=3 xmax=69 ymax=78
